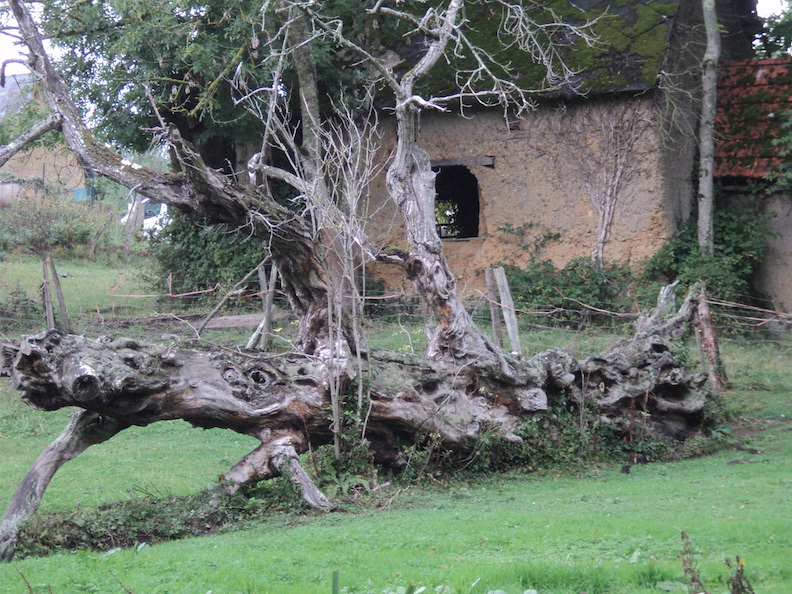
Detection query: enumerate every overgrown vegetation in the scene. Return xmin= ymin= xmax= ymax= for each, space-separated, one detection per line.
xmin=766 ymin=109 xmax=792 ymax=199
xmin=0 ymin=285 xmax=42 ymax=332
xmin=13 ymin=485 xmax=304 ymax=560
xmin=496 ymin=223 xmax=637 ymax=326
xmin=143 ymin=209 xmax=265 ymax=307
xmin=504 ymin=257 xmax=635 ymax=324
xmin=381 ymin=389 xmax=733 ymax=486
xmin=0 ymin=189 xmax=126 ymax=264
xmin=498 ymin=196 xmax=773 ymax=329
xmin=642 ymin=197 xmax=772 ymax=306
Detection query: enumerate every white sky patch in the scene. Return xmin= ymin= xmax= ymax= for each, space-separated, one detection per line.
xmin=0 ymin=28 xmax=27 ymax=76
xmin=757 ymin=0 xmax=788 ymax=17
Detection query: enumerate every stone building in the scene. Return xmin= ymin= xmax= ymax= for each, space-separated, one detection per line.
xmin=363 ymin=0 xmax=760 ymax=294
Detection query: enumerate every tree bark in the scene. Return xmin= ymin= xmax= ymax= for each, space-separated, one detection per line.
xmin=697 ymin=0 xmax=721 ymax=255
xmin=0 ymin=114 xmax=62 ymax=168
xmin=0 ymin=285 xmax=710 ymax=560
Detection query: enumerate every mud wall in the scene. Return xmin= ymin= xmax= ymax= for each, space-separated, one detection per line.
xmin=0 ymin=145 xmax=84 ymax=194
xmin=364 ymin=95 xmax=694 ymax=294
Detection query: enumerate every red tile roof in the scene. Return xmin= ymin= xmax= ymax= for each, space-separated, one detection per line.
xmin=715 ymin=58 xmax=792 ymax=179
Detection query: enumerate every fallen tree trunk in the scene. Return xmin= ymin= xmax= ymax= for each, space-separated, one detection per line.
xmin=0 ymin=285 xmax=709 ymax=561
xmin=1 ymin=0 xmax=715 ymax=563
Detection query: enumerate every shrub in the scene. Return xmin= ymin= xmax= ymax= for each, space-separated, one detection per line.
xmin=0 ymin=286 xmax=42 ymax=332
xmin=503 ymin=257 xmax=636 ymax=326
xmin=0 ymin=191 xmax=91 ymax=255
xmin=0 ymin=189 xmax=125 ymax=262
xmin=641 ymin=197 xmax=771 ymax=304
xmin=143 ymin=210 xmax=265 ymax=307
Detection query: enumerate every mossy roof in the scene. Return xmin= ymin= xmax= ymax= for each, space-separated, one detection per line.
xmin=407 ymin=0 xmax=680 ymax=98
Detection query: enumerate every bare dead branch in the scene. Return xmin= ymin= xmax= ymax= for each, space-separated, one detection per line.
xmin=0 ymin=113 xmax=62 ymax=167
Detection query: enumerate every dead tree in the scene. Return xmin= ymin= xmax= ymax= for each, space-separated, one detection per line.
xmin=0 ymin=0 xmax=714 ymax=561
xmin=1 ymin=284 xmax=709 ymax=560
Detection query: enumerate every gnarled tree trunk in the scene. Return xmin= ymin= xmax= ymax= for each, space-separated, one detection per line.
xmin=1 ymin=285 xmax=709 ymax=560
xmin=1 ymin=0 xmax=715 ymax=563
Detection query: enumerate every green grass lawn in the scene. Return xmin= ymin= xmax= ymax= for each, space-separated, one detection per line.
xmin=1 ymin=425 xmax=789 ymax=593
xmin=1 ymin=258 xmax=790 ymax=593
xmin=0 ymin=254 xmax=154 ymax=335
xmin=1 ymin=332 xmax=790 ymax=593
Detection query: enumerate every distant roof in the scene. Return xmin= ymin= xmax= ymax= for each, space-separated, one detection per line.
xmin=0 ymin=73 xmax=33 ymax=121
xmin=715 ymin=58 xmax=792 ymax=179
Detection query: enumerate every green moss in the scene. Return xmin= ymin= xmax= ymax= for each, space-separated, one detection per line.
xmin=394 ymin=0 xmax=679 ymax=98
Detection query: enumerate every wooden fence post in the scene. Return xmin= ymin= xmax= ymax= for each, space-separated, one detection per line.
xmin=697 ymin=286 xmax=729 ymax=391
xmin=40 ymin=257 xmax=56 ymax=331
xmin=48 ymin=257 xmax=72 ymax=333
xmin=484 ymin=268 xmax=503 ymax=348
xmin=492 ymin=267 xmax=522 ymax=355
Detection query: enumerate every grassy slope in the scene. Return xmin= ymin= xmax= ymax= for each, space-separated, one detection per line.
xmin=0 ymin=255 xmax=151 ymax=335
xmin=1 ymin=429 xmax=789 ymax=593
xmin=0 ymin=257 xmax=790 ymax=593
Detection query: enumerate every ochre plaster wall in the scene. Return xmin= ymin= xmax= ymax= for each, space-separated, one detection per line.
xmin=365 ymin=97 xmax=692 ymax=294
xmin=1 ymin=145 xmax=85 ymax=192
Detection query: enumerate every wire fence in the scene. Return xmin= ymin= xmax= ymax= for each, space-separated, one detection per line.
xmin=2 ymin=264 xmax=791 ymax=354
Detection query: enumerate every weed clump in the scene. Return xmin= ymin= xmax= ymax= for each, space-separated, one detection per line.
xmin=680 ymin=531 xmax=757 ymax=594
xmin=13 ymin=481 xmax=304 ymax=559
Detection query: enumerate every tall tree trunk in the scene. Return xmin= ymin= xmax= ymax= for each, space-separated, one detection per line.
xmin=698 ymin=0 xmax=721 ymax=255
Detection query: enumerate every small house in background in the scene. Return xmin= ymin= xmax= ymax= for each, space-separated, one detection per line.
xmin=0 ymin=74 xmax=88 ymax=203
xmin=121 ymin=195 xmax=169 ymax=237
xmin=363 ymin=0 xmax=761 ymax=297
xmin=715 ymin=57 xmax=792 ymax=310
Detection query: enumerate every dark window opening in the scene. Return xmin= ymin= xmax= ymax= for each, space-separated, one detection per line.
xmin=434 ymin=165 xmax=480 ymax=239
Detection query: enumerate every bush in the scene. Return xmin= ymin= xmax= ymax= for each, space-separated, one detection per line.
xmin=642 ymin=197 xmax=771 ymax=304
xmin=504 ymin=257 xmax=636 ymax=326
xmin=143 ymin=210 xmax=265 ymax=306
xmin=500 ymin=194 xmax=772 ymax=329
xmin=0 ymin=191 xmax=90 ymax=255
xmin=0 ymin=286 xmax=42 ymax=332
xmin=0 ymin=189 xmax=125 ymax=262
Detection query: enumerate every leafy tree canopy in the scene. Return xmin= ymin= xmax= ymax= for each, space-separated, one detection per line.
xmin=32 ymin=0 xmax=396 ymax=163
xmin=27 ymin=0 xmax=678 ymax=166
xmin=757 ymin=0 xmax=792 ymax=57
